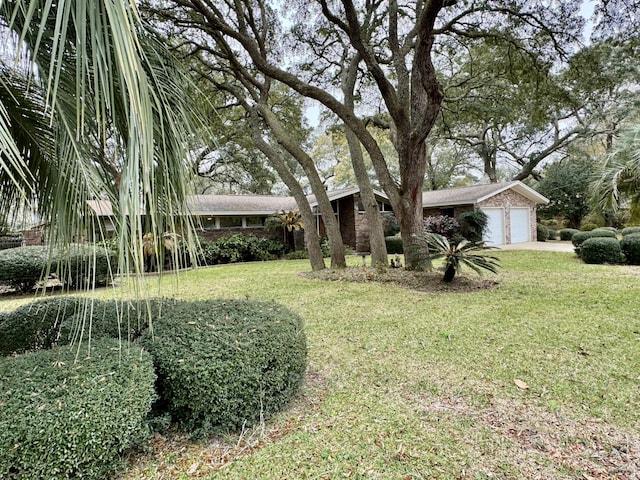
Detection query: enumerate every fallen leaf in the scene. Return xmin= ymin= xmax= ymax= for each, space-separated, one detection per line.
xmin=514 ymin=379 xmax=529 ymax=390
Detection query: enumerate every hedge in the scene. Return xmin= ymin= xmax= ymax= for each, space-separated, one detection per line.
xmin=0 ymin=245 xmax=116 ymax=293
xmin=140 ymin=299 xmax=307 ymax=435
xmin=571 ymin=230 xmax=617 ymax=256
xmin=0 ymin=340 xmax=156 ymax=480
xmin=620 ymin=233 xmax=640 ymax=265
xmin=559 ymin=228 xmax=580 ymax=241
xmin=0 ymin=297 xmax=159 ymax=356
xmin=198 ymin=234 xmax=286 ymax=265
xmin=385 ymin=236 xmax=403 ymax=254
xmin=580 ymin=237 xmax=622 ymax=264
xmin=536 ymin=224 xmax=549 ymax=242
xmin=621 ymin=226 xmax=640 ymax=237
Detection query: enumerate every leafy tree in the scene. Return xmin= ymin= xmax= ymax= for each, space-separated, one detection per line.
xmin=537 ymin=151 xmax=597 ymax=228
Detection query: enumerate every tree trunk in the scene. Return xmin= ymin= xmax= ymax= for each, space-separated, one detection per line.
xmin=342 ymin=55 xmax=388 ymax=266
xmin=258 ymin=104 xmax=346 ymax=268
xmin=249 ymin=114 xmax=325 ymax=270
xmin=443 ymin=263 xmax=456 ymax=282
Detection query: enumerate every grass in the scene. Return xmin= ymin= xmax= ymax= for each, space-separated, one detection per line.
xmin=2 ymin=250 xmax=639 ymax=478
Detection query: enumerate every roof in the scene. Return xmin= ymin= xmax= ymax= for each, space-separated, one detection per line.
xmin=187 ymin=195 xmax=296 ymax=215
xmin=422 ymin=181 xmax=548 ymax=207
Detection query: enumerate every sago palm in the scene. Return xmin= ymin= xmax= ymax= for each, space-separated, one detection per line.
xmin=412 ymin=233 xmax=500 ymax=282
xmin=0 ymin=0 xmax=204 ymax=279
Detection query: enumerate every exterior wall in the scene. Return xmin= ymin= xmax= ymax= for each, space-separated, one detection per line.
xmin=478 ymin=189 xmax=537 ymax=243
xmin=338 ymin=196 xmax=357 ymax=249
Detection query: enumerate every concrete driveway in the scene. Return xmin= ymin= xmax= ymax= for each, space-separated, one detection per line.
xmin=498 ymin=241 xmax=574 ymax=252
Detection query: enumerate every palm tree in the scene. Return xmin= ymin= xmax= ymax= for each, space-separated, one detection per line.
xmin=412 ymin=233 xmax=500 ymax=283
xmin=266 ymin=210 xmax=304 ymax=249
xmin=0 ymin=0 xmax=203 ymax=278
xmin=591 ymin=124 xmax=640 ymax=223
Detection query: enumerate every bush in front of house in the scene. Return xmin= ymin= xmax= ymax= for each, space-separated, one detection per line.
xmin=580 ymin=237 xmax=623 ymax=264
xmin=580 ymin=222 xmax=599 ymax=231
xmin=572 ymin=229 xmax=617 ymax=256
xmin=385 ymin=235 xmax=403 ymax=254
xmin=546 ymin=227 xmax=558 ymax=240
xmin=621 ymin=226 xmax=640 ymax=237
xmin=559 ymin=228 xmax=580 ymax=241
xmin=424 ymin=215 xmax=460 ymax=238
xmin=536 ymin=223 xmax=549 ymax=242
xmin=0 ymin=339 xmax=156 ymax=480
xmin=139 ymin=299 xmax=307 ymax=435
xmin=0 ymin=297 xmax=85 ymax=356
xmin=55 ymin=245 xmax=117 ymax=288
xmin=0 ymin=297 xmax=162 ymax=356
xmin=198 ymin=234 xmax=286 ymax=265
xmin=0 ymin=245 xmax=49 ymax=292
xmin=620 ymin=233 xmax=640 ymax=265
xmin=456 ymin=209 xmax=488 ymax=243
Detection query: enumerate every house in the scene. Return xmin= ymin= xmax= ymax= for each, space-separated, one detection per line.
xmin=87 ymin=181 xmax=547 ymax=249
xmin=422 ymin=181 xmax=549 ymax=245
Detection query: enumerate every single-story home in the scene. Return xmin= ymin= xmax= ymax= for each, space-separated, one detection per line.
xmin=87 ymin=181 xmax=547 ymax=249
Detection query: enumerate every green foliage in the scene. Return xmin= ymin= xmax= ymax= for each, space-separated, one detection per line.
xmin=0 ymin=339 xmax=156 ymax=480
xmin=572 ymin=229 xmax=616 ymax=247
xmin=385 ymin=236 xmax=404 ymax=254
xmin=380 ymin=212 xmax=400 ymax=237
xmin=580 ymin=237 xmax=623 ymax=264
xmin=0 ymin=298 xmax=160 ymax=357
xmin=0 ymin=246 xmax=49 ymax=292
xmin=537 ymin=154 xmax=596 ymax=228
xmin=411 ymin=233 xmax=500 ymax=282
xmin=456 ymin=209 xmax=488 ymax=243
xmin=139 ymin=299 xmax=307 ymax=435
xmin=620 ymin=233 xmax=640 ymax=265
xmin=580 ymin=223 xmax=599 ymax=231
xmin=198 ymin=234 xmax=285 ymax=265
xmin=592 ymin=227 xmax=618 ymax=234
xmin=423 ymin=215 xmax=460 ymax=238
xmin=0 ymin=233 xmax=23 ymax=250
xmin=621 ymin=226 xmax=640 ymax=236
xmin=546 ymin=227 xmax=557 ymax=240
xmin=0 ymin=297 xmax=84 ymax=356
xmin=559 ymin=228 xmax=580 ymax=241
xmin=536 ymin=224 xmax=549 ymax=242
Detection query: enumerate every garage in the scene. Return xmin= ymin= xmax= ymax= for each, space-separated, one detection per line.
xmin=481 ymin=208 xmax=505 ymax=246
xmin=510 ymin=208 xmax=531 ymax=243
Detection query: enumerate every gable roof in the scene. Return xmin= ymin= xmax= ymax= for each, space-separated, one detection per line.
xmin=187 ymin=194 xmax=296 ymax=215
xmin=422 ymin=181 xmax=548 ymax=207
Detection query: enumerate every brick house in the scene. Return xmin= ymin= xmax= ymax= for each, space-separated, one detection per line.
xmin=87 ymin=181 xmax=547 ymax=249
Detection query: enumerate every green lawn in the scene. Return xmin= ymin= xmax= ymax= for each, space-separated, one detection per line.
xmin=3 ymin=250 xmax=639 ymax=478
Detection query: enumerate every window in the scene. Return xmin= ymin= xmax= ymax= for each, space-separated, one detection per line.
xmin=245 ymin=216 xmax=265 ymax=227
xmin=219 ymin=216 xmax=243 ymax=228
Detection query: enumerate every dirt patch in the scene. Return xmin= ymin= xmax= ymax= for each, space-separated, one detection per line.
xmin=414 ymin=394 xmax=640 ymax=479
xmin=301 ymin=266 xmax=499 ymax=293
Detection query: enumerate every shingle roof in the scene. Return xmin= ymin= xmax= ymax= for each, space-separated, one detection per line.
xmin=422 ymin=181 xmax=547 ymax=207
xmin=187 ymin=195 xmax=296 ymax=215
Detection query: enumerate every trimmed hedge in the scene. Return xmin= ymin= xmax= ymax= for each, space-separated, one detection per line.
xmin=559 ymin=228 xmax=580 ymax=241
xmin=581 ymin=237 xmax=622 ymax=264
xmin=572 ymin=229 xmax=617 ymax=247
xmin=536 ymin=224 xmax=549 ymax=242
xmin=0 ymin=297 xmax=84 ymax=356
xmin=0 ymin=245 xmax=116 ymax=292
xmin=546 ymin=227 xmax=557 ymax=240
xmin=0 ymin=246 xmax=49 ymax=292
xmin=0 ymin=298 xmax=159 ymax=356
xmin=385 ymin=236 xmax=403 ymax=254
xmin=198 ymin=234 xmax=286 ymax=265
xmin=620 ymin=233 xmax=640 ymax=265
xmin=0 ymin=339 xmax=156 ymax=480
xmin=140 ymin=299 xmax=307 ymax=435
xmin=621 ymin=226 xmax=640 ymax=237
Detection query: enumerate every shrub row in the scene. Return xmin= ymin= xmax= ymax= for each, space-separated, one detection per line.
xmin=0 ymin=297 xmax=307 ymax=476
xmin=198 ymin=234 xmax=286 ymax=265
xmin=572 ymin=231 xmax=640 ymax=265
xmin=385 ymin=235 xmax=404 ymax=254
xmin=0 ymin=245 xmax=116 ymax=293
xmin=0 ymin=339 xmax=156 ymax=480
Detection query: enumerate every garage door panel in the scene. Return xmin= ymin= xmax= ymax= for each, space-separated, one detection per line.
xmin=481 ymin=208 xmax=504 ymax=246
xmin=510 ymin=208 xmax=530 ymax=243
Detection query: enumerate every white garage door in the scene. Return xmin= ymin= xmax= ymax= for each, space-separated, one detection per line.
xmin=510 ymin=208 xmax=530 ymax=243
xmin=481 ymin=208 xmax=505 ymax=246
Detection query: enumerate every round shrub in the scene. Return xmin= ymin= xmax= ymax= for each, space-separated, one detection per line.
xmin=0 ymin=297 xmax=85 ymax=356
xmin=546 ymin=227 xmax=557 ymax=240
xmin=457 ymin=210 xmax=488 ymax=243
xmin=572 ymin=229 xmax=616 ymax=247
xmin=140 ymin=299 xmax=307 ymax=435
xmin=621 ymin=226 xmax=640 ymax=236
xmin=0 ymin=246 xmax=49 ymax=292
xmin=581 ymin=237 xmax=622 ymax=264
xmin=592 ymin=227 xmax=618 ymax=235
xmin=620 ymin=233 xmax=640 ymax=265
xmin=536 ymin=223 xmax=549 ymax=242
xmin=559 ymin=228 xmax=580 ymax=241
xmin=55 ymin=245 xmax=117 ymax=288
xmin=385 ymin=235 xmax=403 ymax=254
xmin=0 ymin=298 xmax=161 ymax=356
xmin=580 ymin=223 xmax=599 ymax=231
xmin=0 ymin=339 xmax=156 ymax=480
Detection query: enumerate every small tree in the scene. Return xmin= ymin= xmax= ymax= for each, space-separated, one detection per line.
xmin=412 ymin=233 xmax=500 ymax=283
xmin=266 ymin=210 xmax=304 ymax=250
